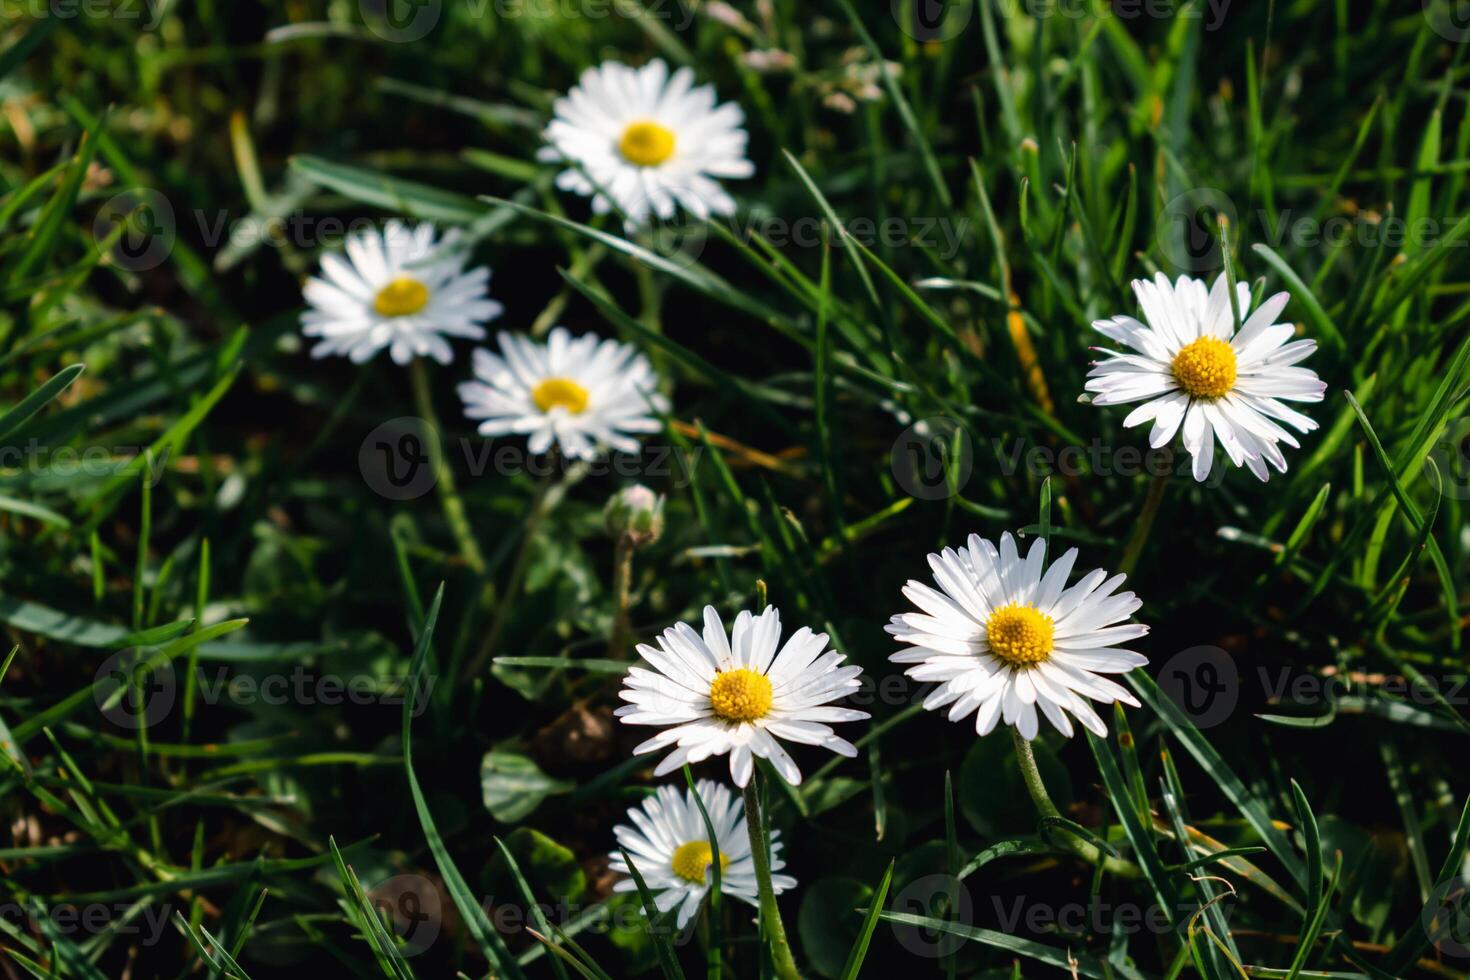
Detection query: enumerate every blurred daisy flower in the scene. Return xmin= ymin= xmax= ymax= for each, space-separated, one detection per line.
xmin=609 ymin=779 xmax=794 ymax=929
xmin=887 ymin=533 xmax=1148 ymax=740
xmin=301 ymin=221 xmax=501 ymax=366
xmin=618 ymin=605 xmax=868 ymax=786
xmin=1085 ymin=272 xmax=1327 ymax=482
xmin=457 ymin=326 xmax=667 ymax=460
xmin=538 ymin=59 xmax=754 ymax=227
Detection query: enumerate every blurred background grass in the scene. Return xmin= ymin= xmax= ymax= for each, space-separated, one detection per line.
xmin=1 ymin=0 xmax=1469 ymax=976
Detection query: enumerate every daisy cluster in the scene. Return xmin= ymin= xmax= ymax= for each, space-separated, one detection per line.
xmin=297 ymin=54 xmax=1329 ymax=929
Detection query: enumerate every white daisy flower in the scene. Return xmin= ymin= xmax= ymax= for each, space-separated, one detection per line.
xmin=538 ymin=58 xmax=755 ymax=227
xmin=1084 ymin=272 xmax=1327 ymax=482
xmin=301 ymin=221 xmax=502 ymax=366
xmin=617 ymin=605 xmax=869 ymax=787
xmin=887 ymin=533 xmax=1148 ymax=741
xmin=457 ymin=327 xmax=668 ymax=460
xmin=609 ymin=779 xmax=795 ymax=929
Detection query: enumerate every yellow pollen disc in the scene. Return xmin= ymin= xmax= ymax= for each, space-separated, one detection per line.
xmin=985 ymin=603 xmax=1055 ymax=666
xmin=1170 ymin=336 xmax=1237 ymax=400
xmin=670 ymin=840 xmax=729 ymax=884
xmin=618 ymin=120 xmax=676 ymax=167
xmin=708 ymin=668 xmax=773 ymax=722
xmin=372 ymin=277 xmax=430 ymax=317
xmin=531 ymin=377 xmax=590 ymax=415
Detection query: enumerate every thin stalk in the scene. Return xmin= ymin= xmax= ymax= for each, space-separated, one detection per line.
xmin=607 ymin=534 xmax=636 ymax=659
xmin=1012 ymin=729 xmax=1138 ymax=879
xmin=1118 ymin=470 xmax=1170 ymax=577
xmin=408 ymin=357 xmax=486 ymax=575
xmin=462 ymin=471 xmax=554 ymax=682
xmin=741 ymin=778 xmax=801 ymax=980
xmin=1012 ymin=728 xmax=1062 ymax=819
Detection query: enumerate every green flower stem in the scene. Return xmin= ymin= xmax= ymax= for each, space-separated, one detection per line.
xmin=607 ymin=534 xmax=635 ymax=659
xmin=462 ymin=471 xmax=553 ymax=682
xmin=1118 ymin=470 xmax=1170 ymax=577
xmin=741 ymin=778 xmax=801 ymax=980
xmin=1012 ymin=728 xmax=1062 ymax=819
xmin=408 ymin=358 xmax=486 ymax=576
xmin=1012 ymin=729 xmax=1139 ymax=879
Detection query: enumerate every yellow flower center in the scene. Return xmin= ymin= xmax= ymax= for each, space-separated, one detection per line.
xmin=708 ymin=668 xmax=773 ymax=722
xmin=372 ymin=277 xmax=430 ymax=318
xmin=1170 ymin=336 xmax=1237 ymax=400
xmin=618 ymin=120 xmax=676 ymax=167
xmin=670 ymin=840 xmax=729 ymax=884
xmin=985 ymin=603 xmax=1055 ymax=666
xmin=531 ymin=377 xmax=590 ymax=415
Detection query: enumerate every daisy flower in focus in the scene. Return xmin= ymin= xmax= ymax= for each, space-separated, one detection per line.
xmin=887 ymin=533 xmax=1148 ymax=740
xmin=539 ymin=58 xmax=754 ymax=227
xmin=617 ymin=605 xmax=868 ymax=786
xmin=301 ymin=221 xmax=501 ymax=366
xmin=1084 ymin=272 xmax=1327 ymax=482
xmin=609 ymin=780 xmax=794 ymax=929
xmin=457 ymin=327 xmax=667 ymax=460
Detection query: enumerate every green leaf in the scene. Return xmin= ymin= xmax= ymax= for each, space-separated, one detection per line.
xmin=491 ymin=832 xmax=574 ymax=980
xmin=799 ymin=877 xmax=873 ymax=979
xmin=837 ymin=862 xmax=893 ymax=980
xmin=485 ymin=827 xmax=586 ymax=910
xmin=329 ymin=835 xmax=416 ymax=979
xmin=480 ymin=750 xmax=574 ymax=823
xmin=876 ymin=912 xmax=1114 ymax=978
xmin=291 ymin=155 xmax=486 ymax=224
xmin=0 ymin=363 xmax=84 ymax=446
xmin=618 ymin=848 xmax=688 ymax=980
xmin=1250 ymin=243 xmax=1344 ymax=356
xmin=1125 ymin=671 xmax=1307 ymax=894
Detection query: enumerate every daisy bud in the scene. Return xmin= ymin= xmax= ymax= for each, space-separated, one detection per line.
xmin=704 ymin=1 xmax=753 ymax=31
xmin=741 ymin=49 xmax=797 ymax=73
xmin=605 ymin=485 xmax=664 ymax=547
xmin=823 ymin=91 xmax=858 ymax=114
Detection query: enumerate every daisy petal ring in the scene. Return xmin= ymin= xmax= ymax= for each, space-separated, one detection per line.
xmin=457 ymin=327 xmax=667 ymax=460
xmin=617 ymin=605 xmax=868 ymax=786
xmin=539 ymin=59 xmax=755 ymax=227
xmin=888 ymin=533 xmax=1148 ymax=740
xmin=1085 ymin=272 xmax=1327 ymax=482
xmin=609 ymin=779 xmax=794 ymax=929
xmin=301 ymin=221 xmax=501 ymax=366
